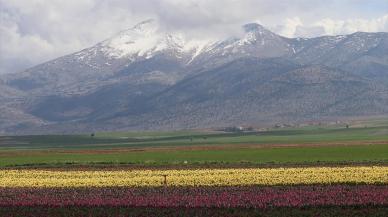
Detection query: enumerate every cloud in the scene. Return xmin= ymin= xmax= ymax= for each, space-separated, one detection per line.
xmin=0 ymin=0 xmax=387 ymax=74
xmin=315 ymin=15 xmax=388 ymax=36
xmin=274 ymin=17 xmax=304 ymax=38
xmin=272 ymin=15 xmax=388 ymax=38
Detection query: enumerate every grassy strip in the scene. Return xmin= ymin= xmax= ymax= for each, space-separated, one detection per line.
xmin=1 ymin=125 xmax=387 ymax=150
xmin=1 ymin=144 xmax=388 ymax=167
xmin=3 ymin=161 xmax=388 ymax=170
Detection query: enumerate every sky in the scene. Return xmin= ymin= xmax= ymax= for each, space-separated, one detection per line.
xmin=0 ymin=0 xmax=387 ymax=74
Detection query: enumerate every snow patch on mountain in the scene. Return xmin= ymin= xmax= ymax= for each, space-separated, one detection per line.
xmin=100 ymin=19 xmax=167 ymax=58
xmin=98 ymin=19 xmax=214 ymax=64
xmin=74 ymin=20 xmax=292 ymax=67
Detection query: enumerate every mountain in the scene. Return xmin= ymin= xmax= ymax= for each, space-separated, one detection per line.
xmin=289 ymin=32 xmax=388 ymax=79
xmin=1 ymin=20 xmax=388 ymax=134
xmin=189 ymin=23 xmax=294 ymax=68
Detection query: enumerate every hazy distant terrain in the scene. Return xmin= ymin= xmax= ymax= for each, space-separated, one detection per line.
xmin=1 ymin=20 xmax=388 ymax=134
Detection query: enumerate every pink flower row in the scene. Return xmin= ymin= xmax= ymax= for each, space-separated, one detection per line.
xmin=1 ymin=185 xmax=387 ymax=208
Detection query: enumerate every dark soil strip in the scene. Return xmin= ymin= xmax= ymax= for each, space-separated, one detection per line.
xmin=1 ymin=206 xmax=387 ymax=217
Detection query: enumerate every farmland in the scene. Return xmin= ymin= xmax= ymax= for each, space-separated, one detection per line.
xmin=1 ymin=144 xmax=388 ymax=167
xmin=1 ymin=122 xmax=388 ymax=167
xmin=1 ymin=120 xmax=388 ymax=216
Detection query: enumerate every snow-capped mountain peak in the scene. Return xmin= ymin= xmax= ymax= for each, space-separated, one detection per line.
xmin=100 ymin=19 xmax=185 ymax=59
xmin=191 ymin=22 xmax=291 ymax=64
xmin=240 ymin=23 xmax=280 ymax=44
xmin=83 ymin=20 xmax=288 ymax=67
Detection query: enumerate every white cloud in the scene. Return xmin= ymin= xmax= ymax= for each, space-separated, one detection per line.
xmin=276 ymin=17 xmax=304 ymax=37
xmin=273 ymin=14 xmax=388 ymax=38
xmin=315 ymin=15 xmax=388 ymax=36
xmin=0 ymin=0 xmax=149 ymax=74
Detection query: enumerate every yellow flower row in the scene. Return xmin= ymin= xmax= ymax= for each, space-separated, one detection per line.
xmin=0 ymin=166 xmax=387 ymax=187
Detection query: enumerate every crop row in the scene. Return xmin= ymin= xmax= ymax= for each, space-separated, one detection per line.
xmin=1 ymin=185 xmax=387 ymax=207
xmin=1 ymin=166 xmax=387 ymax=187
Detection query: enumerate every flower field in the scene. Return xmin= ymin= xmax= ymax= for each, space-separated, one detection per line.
xmin=1 ymin=166 xmax=387 ymax=187
xmin=1 ymin=166 xmax=388 ymax=216
xmin=1 ymin=185 xmax=388 ymax=207
xmin=1 ymin=126 xmax=388 ymax=216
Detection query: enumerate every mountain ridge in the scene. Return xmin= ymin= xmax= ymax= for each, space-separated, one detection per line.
xmin=1 ymin=20 xmax=387 ymax=134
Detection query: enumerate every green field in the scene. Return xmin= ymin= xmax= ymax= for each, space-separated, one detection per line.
xmin=1 ymin=144 xmax=387 ymax=167
xmin=1 ymin=120 xmax=388 ymax=167
xmin=1 ymin=125 xmax=388 ymax=150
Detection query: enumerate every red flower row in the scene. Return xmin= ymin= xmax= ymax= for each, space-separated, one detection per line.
xmin=1 ymin=185 xmax=387 ymax=208
xmin=1 ymin=206 xmax=388 ymax=217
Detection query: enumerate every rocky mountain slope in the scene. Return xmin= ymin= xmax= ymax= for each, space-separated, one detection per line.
xmin=1 ymin=20 xmax=388 ymax=134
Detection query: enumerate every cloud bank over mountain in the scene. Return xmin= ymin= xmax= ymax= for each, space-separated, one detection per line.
xmin=0 ymin=0 xmax=387 ymax=74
